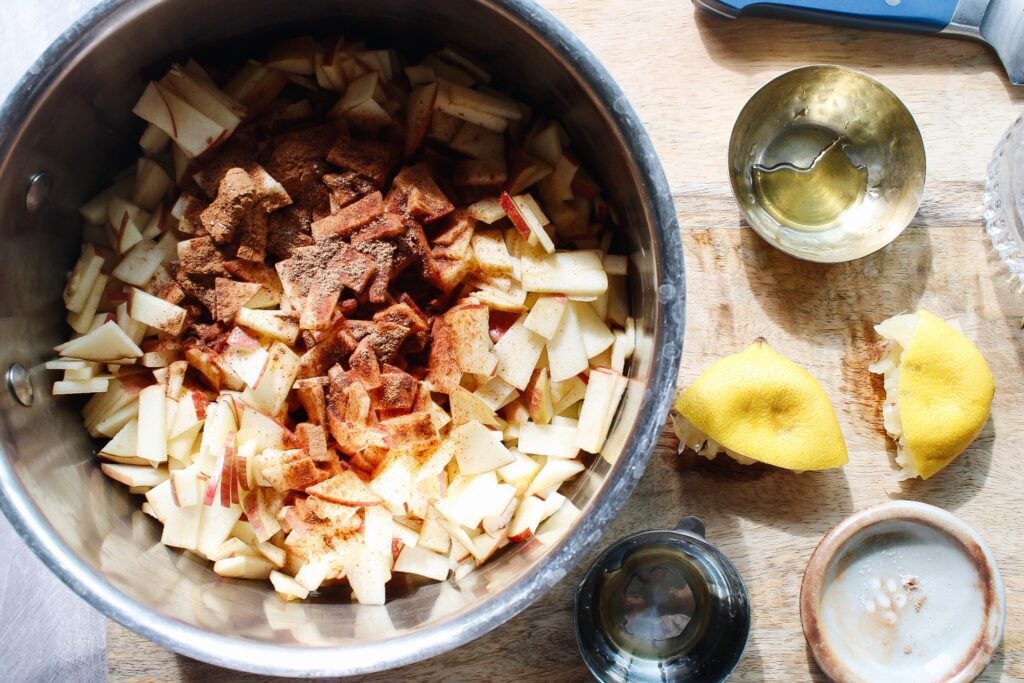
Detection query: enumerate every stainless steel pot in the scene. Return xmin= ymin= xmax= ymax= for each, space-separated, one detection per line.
xmin=0 ymin=0 xmax=684 ymax=676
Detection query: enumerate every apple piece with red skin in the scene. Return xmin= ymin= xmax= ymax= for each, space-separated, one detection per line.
xmin=203 ymin=434 xmax=234 ymax=506
xmin=499 ymin=192 xmax=555 ymax=253
xmin=132 ymin=82 xmax=228 ymax=159
xmin=506 ymin=495 xmax=546 ymax=542
xmin=243 ymin=488 xmax=282 ymax=543
xmin=535 ymin=499 xmax=581 ymax=546
xmin=523 ymin=368 xmax=554 ymax=425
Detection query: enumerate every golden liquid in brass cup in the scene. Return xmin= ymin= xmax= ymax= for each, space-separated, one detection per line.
xmin=729 ymin=65 xmax=926 ymax=263
xmin=752 ymin=133 xmax=869 ymax=232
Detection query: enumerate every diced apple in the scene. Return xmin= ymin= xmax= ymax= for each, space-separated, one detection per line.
xmin=394 ymin=544 xmax=449 ymax=581
xmin=240 ymin=342 xmax=301 ymax=416
xmin=492 ymin=316 xmax=545 ymax=391
xmin=523 ymin=368 xmax=554 ymax=424
xmin=572 ymin=301 xmax=615 ymax=359
xmin=307 ymin=470 xmax=381 ymax=507
xmin=100 ymin=463 xmax=169 ymax=488
xmin=448 ymin=121 xmax=504 ymax=159
xmin=161 ymin=478 xmax=205 ymax=549
xmin=53 ymin=378 xmax=111 ymax=395
xmin=368 ymin=451 xmax=416 ymax=516
xmin=222 ymin=343 xmax=270 ymax=389
xmin=518 ymin=421 xmax=579 ymax=459
xmin=418 ymin=507 xmax=451 ymax=554
xmin=497 ymin=450 xmax=541 ymax=492
xmin=136 ymin=384 xmax=168 ymax=463
xmin=435 ymin=471 xmax=501 ymax=529
xmin=132 ymin=158 xmax=171 ymax=210
xmin=128 ymin=287 xmax=186 ymax=335
xmin=449 ymin=387 xmax=500 ymax=428
xmin=197 ymin=503 xmax=243 ymax=558
xmin=523 ymin=295 xmax=567 ymax=340
xmin=446 ymin=83 xmax=521 ymax=119
xmin=112 ymin=232 xmax=176 ymax=287
xmin=535 ymin=499 xmax=581 ymax=546
xmin=342 ymin=542 xmax=390 ymax=605
xmin=405 ymin=81 xmax=438 ymax=156
xmin=132 ymin=82 xmax=227 ymax=159
xmin=507 ymin=496 xmax=546 ymax=542
xmin=243 ymin=488 xmax=281 ymax=543
xmin=525 ymin=458 xmax=585 ymax=498
xmin=500 ymin=192 xmax=555 ymax=253
xmin=99 ymin=420 xmax=145 ymax=464
xmin=575 ymin=368 xmax=627 ymax=454
xmin=144 ymin=479 xmax=175 ymax=523
xmin=451 ymin=420 xmax=515 ymax=475
xmin=139 ymin=123 xmax=170 ymax=155
xmin=237 ymin=404 xmax=288 ymax=451
xmin=214 ymin=555 xmax=274 ymax=580
xmin=270 ymin=570 xmax=309 ymax=600
xmin=482 ymin=496 xmax=518 ymax=535
xmin=473 ymin=376 xmax=519 ymax=412
xmin=64 ymin=244 xmax=105 ymax=313
xmin=66 ymin=273 xmax=108 ymax=335
xmin=551 ymin=376 xmax=587 ymax=416
xmin=521 ymin=250 xmax=608 ymax=297
xmin=441 ymin=304 xmax=498 ymax=377
xmin=170 ymin=466 xmax=200 ymax=507
xmin=525 ymin=123 xmax=563 ymax=166
xmin=467 ymin=198 xmax=506 ymax=224
xmin=235 ymin=308 xmax=300 ymax=345
xmin=545 ymin=303 xmax=589 ymax=383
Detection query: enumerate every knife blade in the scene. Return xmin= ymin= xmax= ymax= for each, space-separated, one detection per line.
xmin=693 ymin=0 xmax=1024 ymax=85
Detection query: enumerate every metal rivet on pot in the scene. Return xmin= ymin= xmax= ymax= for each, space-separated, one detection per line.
xmin=25 ymin=172 xmax=52 ymax=213
xmin=6 ymin=363 xmax=33 ymax=406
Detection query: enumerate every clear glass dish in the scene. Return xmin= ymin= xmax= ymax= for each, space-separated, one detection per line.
xmin=984 ymin=115 xmax=1024 ymax=292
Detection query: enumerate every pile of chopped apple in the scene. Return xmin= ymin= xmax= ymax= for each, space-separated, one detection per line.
xmin=49 ymin=38 xmax=635 ymax=605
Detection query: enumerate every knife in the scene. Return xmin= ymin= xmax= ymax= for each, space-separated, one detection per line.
xmin=692 ymin=0 xmax=1024 ymax=85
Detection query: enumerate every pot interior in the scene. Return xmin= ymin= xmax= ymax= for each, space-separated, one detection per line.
xmin=0 ymin=0 xmax=677 ymax=674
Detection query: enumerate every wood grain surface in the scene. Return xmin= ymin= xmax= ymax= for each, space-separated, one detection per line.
xmin=106 ymin=1 xmax=1024 ymax=681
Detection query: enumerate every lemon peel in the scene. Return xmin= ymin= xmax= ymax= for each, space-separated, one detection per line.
xmin=672 ymin=338 xmax=848 ymax=472
xmin=869 ymin=310 xmax=994 ymax=480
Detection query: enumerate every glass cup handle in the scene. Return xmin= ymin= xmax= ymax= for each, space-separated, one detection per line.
xmin=675 ymin=516 xmax=706 ymax=538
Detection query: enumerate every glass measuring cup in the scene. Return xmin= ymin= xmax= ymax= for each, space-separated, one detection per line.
xmin=574 ymin=517 xmax=750 ymax=682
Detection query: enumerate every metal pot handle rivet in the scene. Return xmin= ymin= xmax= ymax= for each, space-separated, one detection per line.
xmin=25 ymin=172 xmax=51 ymax=213
xmin=7 ymin=363 xmax=34 ymax=406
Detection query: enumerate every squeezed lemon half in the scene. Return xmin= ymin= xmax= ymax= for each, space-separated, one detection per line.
xmin=672 ymin=338 xmax=848 ymax=472
xmin=869 ymin=310 xmax=995 ymax=480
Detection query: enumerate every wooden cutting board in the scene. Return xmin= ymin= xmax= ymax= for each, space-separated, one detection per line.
xmin=107 ymin=1 xmax=1024 ymax=680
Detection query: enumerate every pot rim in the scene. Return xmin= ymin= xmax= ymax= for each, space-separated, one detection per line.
xmin=0 ymin=0 xmax=685 ymax=676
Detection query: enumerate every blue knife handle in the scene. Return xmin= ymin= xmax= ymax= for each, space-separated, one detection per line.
xmin=698 ymin=0 xmax=961 ymax=33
